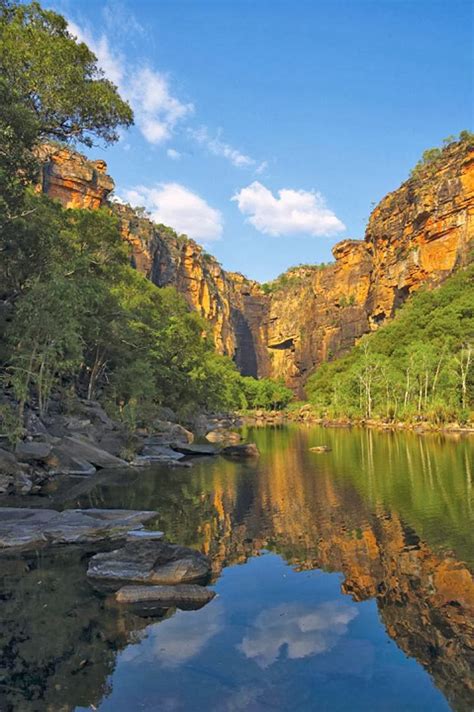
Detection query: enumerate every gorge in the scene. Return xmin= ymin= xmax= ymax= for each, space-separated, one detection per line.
xmin=39 ymin=140 xmax=474 ymax=394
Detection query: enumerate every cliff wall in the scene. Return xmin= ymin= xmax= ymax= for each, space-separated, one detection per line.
xmin=39 ymin=141 xmax=474 ymax=392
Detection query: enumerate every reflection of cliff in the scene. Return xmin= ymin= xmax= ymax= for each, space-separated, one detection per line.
xmin=39 ymin=141 xmax=474 ymax=391
xmin=186 ymin=428 xmax=474 ymax=711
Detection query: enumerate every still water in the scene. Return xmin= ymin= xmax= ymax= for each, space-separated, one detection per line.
xmin=1 ymin=425 xmax=473 ymax=711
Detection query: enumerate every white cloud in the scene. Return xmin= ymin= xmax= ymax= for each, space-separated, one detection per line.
xmin=232 ymin=181 xmax=345 ymax=237
xmin=239 ymin=601 xmax=358 ymax=669
xmin=68 ymin=16 xmax=267 ymax=167
xmin=122 ymin=183 xmax=223 ymax=242
xmin=128 ymin=67 xmax=194 ymax=145
xmin=67 ymin=21 xmax=192 ymax=146
xmin=189 ymin=127 xmax=266 ymax=173
xmin=167 ymin=148 xmax=182 ymax=160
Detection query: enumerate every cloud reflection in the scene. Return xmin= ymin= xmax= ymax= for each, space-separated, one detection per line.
xmin=238 ymin=601 xmax=358 ymax=669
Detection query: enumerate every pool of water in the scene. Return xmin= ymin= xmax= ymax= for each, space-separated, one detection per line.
xmin=1 ymin=425 xmax=473 ymax=711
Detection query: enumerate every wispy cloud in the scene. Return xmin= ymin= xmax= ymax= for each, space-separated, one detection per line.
xmin=188 ymin=126 xmax=267 ymax=173
xmin=68 ymin=21 xmax=192 ymax=146
xmin=122 ymin=183 xmax=223 ymax=242
xmin=167 ymin=148 xmax=182 ymax=160
xmin=232 ymin=181 xmax=345 ymax=237
xmin=68 ymin=14 xmax=264 ymax=169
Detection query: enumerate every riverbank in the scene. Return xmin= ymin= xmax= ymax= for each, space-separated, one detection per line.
xmin=240 ymin=405 xmax=474 ymax=435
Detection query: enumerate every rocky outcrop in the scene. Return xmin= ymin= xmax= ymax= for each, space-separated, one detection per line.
xmin=37 ymin=144 xmax=114 ymax=209
xmin=39 ymin=141 xmax=474 ymax=393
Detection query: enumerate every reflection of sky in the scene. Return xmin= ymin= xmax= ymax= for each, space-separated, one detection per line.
xmin=121 ymin=599 xmax=224 ymax=668
xmin=238 ymin=601 xmax=358 ymax=668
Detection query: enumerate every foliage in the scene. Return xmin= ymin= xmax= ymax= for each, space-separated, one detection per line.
xmin=240 ymin=377 xmax=293 ymax=410
xmin=0 ymin=0 xmax=133 ymax=147
xmin=410 ymin=130 xmax=474 ymax=179
xmin=261 ymin=263 xmax=329 ymax=294
xmin=306 ymin=265 xmax=474 ymax=423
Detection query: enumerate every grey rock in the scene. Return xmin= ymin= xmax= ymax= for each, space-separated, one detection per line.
xmin=48 ymin=445 xmax=96 ymax=476
xmin=141 ymin=445 xmax=185 ymax=460
xmin=0 ymin=448 xmax=25 ymax=476
xmin=309 ymin=445 xmax=332 ymax=453
xmin=221 ymin=443 xmax=260 ymax=459
xmin=15 ymin=441 xmax=52 ymax=462
xmin=61 ymin=436 xmax=127 ymax=468
xmin=171 ymin=443 xmax=217 ymax=456
xmin=115 ymin=584 xmax=215 ymax=611
xmin=87 ymin=539 xmax=211 ymax=588
xmin=153 ymin=421 xmax=194 ymax=444
xmin=0 ymin=507 xmax=158 ymax=550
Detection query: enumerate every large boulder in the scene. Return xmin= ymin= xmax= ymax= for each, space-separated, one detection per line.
xmin=15 ymin=441 xmax=52 ymax=462
xmin=60 ymin=436 xmax=127 ymax=468
xmin=0 ymin=448 xmax=25 ymax=476
xmin=47 ymin=445 xmax=96 ymax=476
xmin=87 ymin=539 xmax=211 ymax=588
xmin=221 ymin=443 xmax=260 ymax=459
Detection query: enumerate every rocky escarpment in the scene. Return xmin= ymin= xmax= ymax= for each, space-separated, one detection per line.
xmin=266 ymin=141 xmax=474 ymax=391
xmin=39 ymin=141 xmax=474 ymax=392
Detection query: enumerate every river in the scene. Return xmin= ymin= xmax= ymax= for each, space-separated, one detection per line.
xmin=1 ymin=425 xmax=473 ymax=711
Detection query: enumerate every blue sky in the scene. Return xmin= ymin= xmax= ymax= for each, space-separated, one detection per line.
xmin=50 ymin=0 xmax=472 ymax=282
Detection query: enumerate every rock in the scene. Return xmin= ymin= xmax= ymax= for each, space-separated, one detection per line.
xmin=309 ymin=445 xmax=332 ymax=453
xmin=170 ymin=443 xmax=217 ymax=457
xmin=0 ymin=448 xmax=25 ymax=476
xmin=115 ymin=584 xmax=215 ymax=611
xmin=40 ymin=142 xmax=474 ymax=395
xmin=47 ymin=446 xmax=96 ymax=476
xmin=0 ymin=474 xmax=12 ymax=495
xmin=87 ymin=539 xmax=211 ymax=588
xmin=0 ymin=507 xmax=159 ymax=550
xmin=60 ymin=436 xmax=127 ymax=468
xmin=141 ymin=445 xmax=185 ymax=460
xmin=15 ymin=441 xmax=52 ymax=462
xmin=153 ymin=421 xmax=194 ymax=444
xmin=221 ymin=443 xmax=260 ymax=459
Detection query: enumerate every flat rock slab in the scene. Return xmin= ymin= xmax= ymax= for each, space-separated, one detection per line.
xmin=115 ymin=584 xmax=215 ymax=611
xmin=141 ymin=445 xmax=185 ymax=460
xmin=221 ymin=443 xmax=260 ymax=459
xmin=62 ymin=436 xmax=127 ymax=468
xmin=0 ymin=507 xmax=158 ymax=550
xmin=171 ymin=443 xmax=218 ymax=456
xmin=87 ymin=539 xmax=211 ymax=588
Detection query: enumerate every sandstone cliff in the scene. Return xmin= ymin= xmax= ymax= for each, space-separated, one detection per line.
xmin=39 ymin=140 xmax=474 ymax=392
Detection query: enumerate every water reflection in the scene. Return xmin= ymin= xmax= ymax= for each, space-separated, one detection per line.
xmin=0 ymin=425 xmax=473 ymax=710
xmin=239 ymin=601 xmax=358 ymax=668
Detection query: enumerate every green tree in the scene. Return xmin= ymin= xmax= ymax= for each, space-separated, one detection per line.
xmin=0 ymin=1 xmax=133 ymax=148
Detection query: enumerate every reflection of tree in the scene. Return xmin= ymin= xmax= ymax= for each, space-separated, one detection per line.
xmin=0 ymin=547 xmax=160 ymax=712
xmin=57 ymin=425 xmax=474 ymax=710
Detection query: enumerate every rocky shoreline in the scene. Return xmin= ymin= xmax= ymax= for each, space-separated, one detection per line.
xmin=0 ymin=397 xmax=261 ymax=497
xmin=240 ymin=406 xmax=474 ymax=435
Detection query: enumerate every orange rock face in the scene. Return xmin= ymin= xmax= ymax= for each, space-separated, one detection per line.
xmin=265 ymin=142 xmax=474 ymax=392
xmin=39 ymin=141 xmax=474 ymax=391
xmin=37 ymin=145 xmax=114 ymax=210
